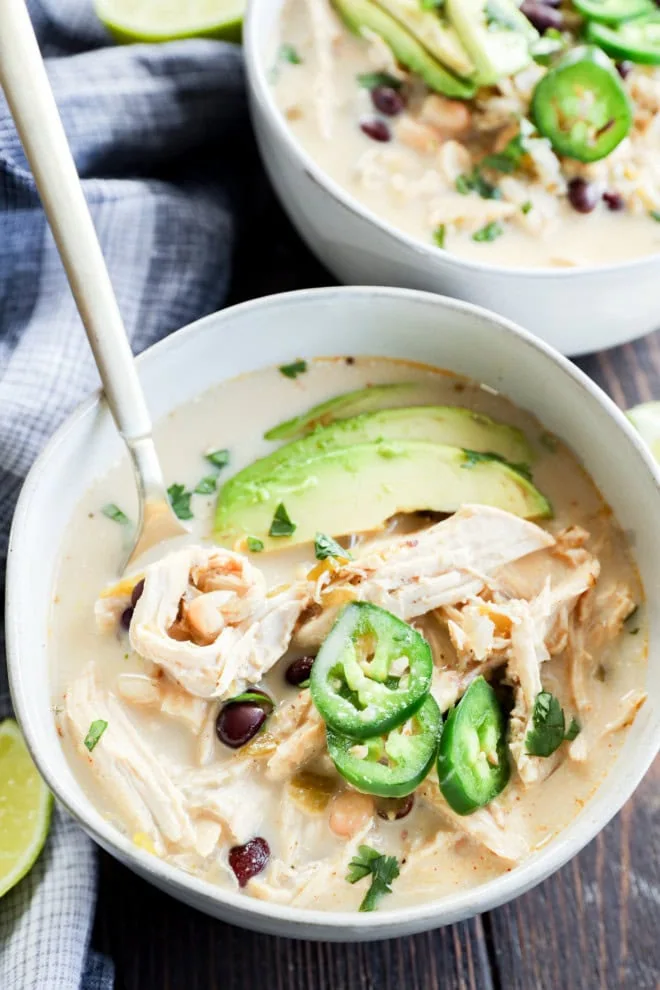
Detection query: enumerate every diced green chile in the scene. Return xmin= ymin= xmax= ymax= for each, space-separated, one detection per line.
xmin=586 ymin=13 xmax=660 ymax=65
xmin=531 ymin=46 xmax=633 ymax=163
xmin=327 ymin=695 xmax=443 ymax=798
xmin=573 ymin=0 xmax=654 ymax=24
xmin=310 ymin=602 xmax=433 ymax=739
xmin=437 ymin=677 xmax=510 ymax=815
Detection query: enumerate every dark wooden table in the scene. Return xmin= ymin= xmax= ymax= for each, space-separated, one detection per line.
xmin=92 ymin=185 xmax=660 ymax=990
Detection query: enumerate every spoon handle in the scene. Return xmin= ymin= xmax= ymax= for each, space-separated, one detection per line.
xmin=0 ymin=0 xmax=152 ymax=444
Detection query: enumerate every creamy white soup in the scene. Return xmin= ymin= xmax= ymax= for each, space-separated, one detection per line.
xmin=271 ymin=0 xmax=660 ymax=268
xmin=53 ymin=358 xmax=647 ymax=912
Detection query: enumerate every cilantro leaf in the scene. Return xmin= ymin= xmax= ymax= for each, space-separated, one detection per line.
xmin=168 ymin=483 xmax=193 ymax=521
xmin=472 ymin=221 xmax=504 ymax=243
xmin=279 ymin=360 xmax=308 ymax=379
xmin=269 ymin=502 xmax=296 ymax=538
xmin=482 ymin=134 xmax=526 ymax=174
xmin=247 ymin=536 xmax=265 ymax=553
xmin=195 ymin=475 xmax=217 ymax=495
xmin=521 ymin=200 xmax=533 ymax=215
xmin=433 ymin=224 xmax=446 ymax=248
xmin=456 ymin=170 xmax=501 ymax=200
xmin=84 ymin=719 xmax=108 ymax=752
xmin=357 ymin=71 xmax=402 ymax=90
xmin=279 ymin=43 xmax=302 ymax=64
xmin=205 ymin=448 xmax=230 ymax=469
xmin=346 ymin=845 xmax=400 ymax=912
xmin=564 ymin=716 xmax=581 ymax=742
xmin=526 ymin=692 xmax=579 ymax=756
xmin=101 ymin=503 xmax=130 ymax=525
xmin=314 ymin=532 xmax=352 ymax=561
xmin=650 ymin=210 xmax=660 ymax=222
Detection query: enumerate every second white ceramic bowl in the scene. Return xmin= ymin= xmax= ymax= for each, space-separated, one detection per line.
xmin=7 ymin=288 xmax=660 ymax=939
xmin=244 ymin=0 xmax=660 ymax=356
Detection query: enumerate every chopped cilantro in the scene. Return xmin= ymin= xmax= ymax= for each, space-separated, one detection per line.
xmin=167 ymin=483 xmax=193 ymax=521
xmin=279 ymin=360 xmax=308 ymax=379
xmin=347 ymin=845 xmax=400 ymax=912
xmin=521 ymin=200 xmax=533 ymax=215
xmin=650 ymin=210 xmax=660 ymax=222
xmin=269 ymin=502 xmax=296 ymax=537
xmin=564 ymin=717 xmax=581 ymax=742
xmin=315 ymin=532 xmax=352 ymax=561
xmin=456 ymin=169 xmax=501 ymax=200
xmin=101 ymin=503 xmax=130 ymax=525
xmin=357 ymin=71 xmax=402 ymax=90
xmin=205 ymin=448 xmax=230 ymax=469
xmin=482 ymin=134 xmax=526 ymax=174
xmin=84 ymin=719 xmax=108 ymax=752
xmin=279 ymin=43 xmax=302 ymax=65
xmin=472 ymin=221 xmax=504 ymax=243
xmin=525 ymin=691 xmax=580 ymax=757
xmin=247 ymin=536 xmax=265 ymax=553
xmin=433 ymin=224 xmax=447 ymax=248
xmin=194 ymin=475 xmax=217 ymax=495
xmin=420 ymin=0 xmax=445 ymax=9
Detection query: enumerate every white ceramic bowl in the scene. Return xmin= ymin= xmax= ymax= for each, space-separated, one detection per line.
xmin=7 ymin=287 xmax=660 ymax=940
xmin=244 ymin=0 xmax=660 ymax=356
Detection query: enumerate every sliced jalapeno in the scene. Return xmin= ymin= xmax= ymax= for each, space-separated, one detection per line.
xmin=437 ymin=676 xmax=510 ymax=815
xmin=326 ymin=695 xmax=442 ymax=798
xmin=310 ymin=602 xmax=433 ymax=739
xmin=587 ymin=12 xmax=660 ymax=65
xmin=573 ymin=0 xmax=654 ymax=25
xmin=531 ymin=46 xmax=633 ymax=162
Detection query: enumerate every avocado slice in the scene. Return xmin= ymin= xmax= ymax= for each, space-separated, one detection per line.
xmin=214 ymin=440 xmax=551 ymax=550
xmin=332 ymin=0 xmax=476 ymax=98
xmin=446 ymin=0 xmax=538 ymax=85
xmin=265 ymin=383 xmax=417 ymax=441
xmin=374 ymin=0 xmax=475 ymax=79
xmin=226 ymin=406 xmax=533 ymax=507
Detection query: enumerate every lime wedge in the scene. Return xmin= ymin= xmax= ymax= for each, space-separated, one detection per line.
xmin=0 ymin=719 xmax=52 ymax=898
xmin=627 ymin=401 xmax=660 ymax=462
xmin=94 ymin=0 xmax=244 ymax=43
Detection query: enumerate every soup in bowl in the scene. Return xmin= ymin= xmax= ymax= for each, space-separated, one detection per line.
xmin=7 ymin=288 xmax=660 ymax=938
xmin=245 ymin=0 xmax=660 ymax=353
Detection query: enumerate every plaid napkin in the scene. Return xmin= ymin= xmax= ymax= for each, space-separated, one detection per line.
xmin=0 ymin=1 xmax=249 ymax=986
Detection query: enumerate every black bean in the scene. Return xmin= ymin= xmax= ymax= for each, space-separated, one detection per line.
xmin=131 ymin=578 xmax=145 ymax=608
xmin=216 ymin=702 xmax=267 ymax=748
xmin=229 ymin=837 xmax=270 ymax=887
xmin=371 ymin=85 xmax=405 ymax=117
xmin=120 ymin=606 xmax=134 ymax=630
xmin=567 ymin=177 xmax=599 ymax=214
xmin=520 ymin=0 xmax=563 ymax=32
xmin=603 ymin=190 xmax=625 ymax=211
xmin=285 ymin=655 xmax=315 ymax=687
xmin=377 ymin=795 xmax=415 ymax=821
xmin=616 ymin=60 xmax=634 ymax=79
xmin=360 ymin=117 xmax=391 ymax=142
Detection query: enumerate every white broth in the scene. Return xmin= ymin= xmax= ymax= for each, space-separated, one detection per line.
xmin=271 ymin=0 xmax=660 ymax=269
xmin=52 ymin=358 xmax=647 ymax=911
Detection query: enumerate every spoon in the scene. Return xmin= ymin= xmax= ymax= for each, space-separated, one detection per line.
xmin=0 ymin=0 xmax=189 ymax=573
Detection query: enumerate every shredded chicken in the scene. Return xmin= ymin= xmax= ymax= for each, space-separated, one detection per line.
xmin=418 ymin=779 xmax=528 ymax=863
xmin=569 ymin=689 xmax=647 ymax=762
xmin=297 ymin=505 xmax=554 ymax=648
xmin=128 ymin=546 xmax=307 ymax=699
xmin=179 ymin=764 xmax=267 ymax=844
xmin=65 ymin=664 xmax=195 ymax=855
xmin=266 ymin=690 xmax=327 ymax=781
xmin=569 ymin=581 xmax=636 ymax=713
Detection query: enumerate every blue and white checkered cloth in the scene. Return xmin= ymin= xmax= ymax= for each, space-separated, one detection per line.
xmin=0 ymin=2 xmax=248 ymax=986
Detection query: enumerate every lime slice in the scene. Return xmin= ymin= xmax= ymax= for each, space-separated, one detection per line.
xmin=94 ymin=0 xmax=244 ymax=43
xmin=0 ymin=719 xmax=52 ymax=898
xmin=627 ymin=401 xmax=660 ymax=462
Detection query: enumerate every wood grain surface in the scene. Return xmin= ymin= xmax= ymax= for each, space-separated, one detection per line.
xmin=92 ymin=194 xmax=660 ymax=990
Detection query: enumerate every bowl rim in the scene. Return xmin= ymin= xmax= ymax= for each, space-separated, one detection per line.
xmin=243 ymin=0 xmax=660 ymax=282
xmin=7 ymin=284 xmax=660 ymax=934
